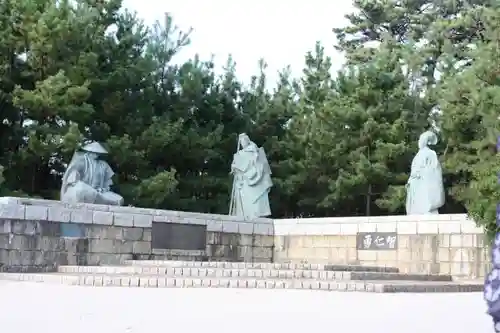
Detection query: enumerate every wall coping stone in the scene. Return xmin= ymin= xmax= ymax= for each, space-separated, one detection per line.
xmin=0 ymin=197 xmax=483 ymax=237
xmin=0 ymin=197 xmax=274 ymax=235
xmin=273 ymin=214 xmax=482 ymax=236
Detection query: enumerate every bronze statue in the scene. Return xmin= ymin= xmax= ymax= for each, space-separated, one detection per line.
xmin=61 ymin=142 xmax=123 ymax=206
xmin=229 ymin=133 xmax=272 ymax=220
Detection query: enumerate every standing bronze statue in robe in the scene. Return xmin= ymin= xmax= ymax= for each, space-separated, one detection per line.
xmin=406 ymin=131 xmax=445 ymax=215
xmin=229 ymin=133 xmax=273 ymax=220
xmin=60 ymin=142 xmax=124 ymax=206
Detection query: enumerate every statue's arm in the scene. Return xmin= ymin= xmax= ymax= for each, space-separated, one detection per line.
xmin=102 ymin=164 xmax=114 ymax=191
xmin=246 ymin=161 xmax=264 ymax=186
xmin=65 ymin=169 xmax=80 ymax=185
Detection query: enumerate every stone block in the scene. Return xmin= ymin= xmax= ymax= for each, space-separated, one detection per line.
xmin=397 ymin=248 xmax=411 ymax=261
xmin=11 ymin=220 xmax=39 ymax=236
xmin=238 ymin=223 xmax=253 ymax=235
xmin=438 ymin=222 xmax=461 ymax=234
xmin=377 ymin=250 xmax=397 ymax=261
xmin=109 ymin=206 xmax=155 ymax=215
xmin=220 ymin=233 xmax=238 ymax=246
xmin=222 ymin=221 xmax=239 ymax=233
xmin=152 ymin=212 xmax=180 ymax=223
xmin=461 ymin=221 xmax=483 ymax=234
xmin=439 ymin=234 xmax=450 ymax=247
xmin=65 ymin=254 xmax=80 ymax=266
xmin=311 ymin=235 xmax=329 ymax=248
xmin=346 ymin=235 xmax=357 ymax=247
xmin=39 ymin=237 xmax=66 ymax=252
xmin=237 ymin=245 xmax=253 ymax=261
xmin=42 ymin=251 xmax=59 ymax=263
xmin=0 ymin=235 xmax=11 ymax=249
xmin=40 ymin=221 xmax=62 ymax=237
xmin=376 ymin=222 xmax=397 ymax=232
xmin=417 ymin=222 xmax=438 ymax=234
xmin=339 ymin=223 xmax=358 ymax=235
xmin=462 ymin=234 xmax=474 ymax=248
xmin=0 ymin=204 xmax=25 ymax=219
xmin=273 ymin=235 xmax=285 ymax=251
xmin=113 ymin=239 xmax=134 ymax=253
xmin=358 ymin=223 xmax=376 ymax=232
xmin=187 ymin=217 xmax=207 ymax=225
xmin=206 ymin=220 xmax=223 ymax=232
xmin=439 ymin=262 xmax=451 ymax=275
xmin=254 ymin=223 xmax=273 ymax=235
xmin=253 ymin=235 xmax=274 ymax=247
xmin=83 ymin=225 xmax=108 ymax=239
xmin=239 ymin=234 xmax=253 ymax=247
xmin=253 ymin=246 xmax=272 ymax=259
xmin=208 ymin=244 xmax=225 ymax=258
xmin=206 ymin=232 xmax=220 ymax=245
xmin=9 ymin=235 xmax=38 ymax=250
xmin=358 ymin=250 xmax=377 ymax=261
xmin=132 ymin=241 xmax=151 ymax=254
xmin=0 ymin=220 xmax=11 ymax=234
xmin=31 ymin=250 xmax=45 ymax=266
xmin=114 ymin=213 xmax=133 ymax=227
xmin=397 ymin=222 xmax=417 ymax=235
xmin=78 ymin=253 xmax=95 ymax=266
xmin=133 ymin=214 xmax=152 ymax=228
xmin=69 ymin=209 xmax=93 ymax=224
xmin=312 ymin=247 xmax=329 ymax=260
xmin=25 ymin=205 xmax=48 ymax=220
xmin=7 ymin=250 xmax=24 ymax=266
xmin=48 ymin=206 xmax=71 ymax=222
xmin=0 ymin=248 xmax=7 ymax=262
xmin=122 ymin=227 xmax=144 ymax=241
xmin=92 ymin=211 xmax=113 ymax=225
xmin=397 ymin=235 xmax=411 ymax=249
xmin=89 ymin=239 xmax=115 ymax=253
xmin=63 ymin=238 xmax=80 ymax=253
xmin=142 ymin=229 xmax=152 ymax=242
xmin=450 ymin=234 xmax=462 ymax=248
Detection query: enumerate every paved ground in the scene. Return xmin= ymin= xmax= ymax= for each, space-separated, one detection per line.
xmin=0 ymin=281 xmax=491 ymax=333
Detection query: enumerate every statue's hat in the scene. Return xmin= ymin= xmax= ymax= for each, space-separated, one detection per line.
xmin=81 ymin=142 xmax=108 ymax=154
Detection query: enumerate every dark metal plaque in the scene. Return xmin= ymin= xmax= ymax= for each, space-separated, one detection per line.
xmin=152 ymin=222 xmax=206 ymax=251
xmin=356 ymin=232 xmax=397 ymax=250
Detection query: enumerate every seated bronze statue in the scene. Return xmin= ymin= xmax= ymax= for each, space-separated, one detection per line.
xmin=60 ymin=142 xmax=123 ymax=206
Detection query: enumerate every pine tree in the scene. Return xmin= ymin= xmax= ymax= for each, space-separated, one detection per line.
xmin=438 ymin=5 xmax=500 ymax=238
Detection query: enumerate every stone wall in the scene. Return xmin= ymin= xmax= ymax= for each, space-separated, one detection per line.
xmin=273 ymin=214 xmax=488 ymax=279
xmin=0 ymin=197 xmax=274 ymax=272
xmin=0 ymin=196 xmax=488 ymax=279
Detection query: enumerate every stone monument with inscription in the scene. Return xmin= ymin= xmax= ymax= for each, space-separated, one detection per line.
xmin=60 ymin=142 xmax=124 ymax=206
xmin=405 ymin=131 xmax=445 ymax=215
xmin=229 ymin=133 xmax=273 ymax=220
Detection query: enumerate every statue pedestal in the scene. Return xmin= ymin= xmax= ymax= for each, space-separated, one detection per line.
xmin=0 ymin=197 xmax=274 ymax=272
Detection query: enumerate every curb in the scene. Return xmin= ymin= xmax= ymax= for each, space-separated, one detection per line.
xmin=0 ymin=272 xmax=483 ymax=293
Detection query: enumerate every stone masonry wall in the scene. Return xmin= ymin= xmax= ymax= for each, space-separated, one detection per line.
xmin=273 ymin=214 xmax=488 ymax=279
xmin=0 ymin=197 xmax=274 ymax=272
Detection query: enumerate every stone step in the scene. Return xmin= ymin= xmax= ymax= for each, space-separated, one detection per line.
xmin=123 ymin=260 xmax=400 ymax=273
xmin=58 ymin=265 xmax=451 ymax=282
xmin=0 ymin=272 xmax=482 ymax=293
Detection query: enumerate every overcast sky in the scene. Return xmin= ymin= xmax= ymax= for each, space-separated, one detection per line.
xmin=122 ymin=0 xmax=356 ymax=86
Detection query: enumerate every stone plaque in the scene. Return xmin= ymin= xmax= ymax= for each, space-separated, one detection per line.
xmin=152 ymin=222 xmax=206 ymax=251
xmin=61 ymin=224 xmax=84 ymax=238
xmin=356 ymin=232 xmax=397 ymax=250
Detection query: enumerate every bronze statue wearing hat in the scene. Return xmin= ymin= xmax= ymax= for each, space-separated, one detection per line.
xmin=60 ymin=142 xmax=124 ymax=206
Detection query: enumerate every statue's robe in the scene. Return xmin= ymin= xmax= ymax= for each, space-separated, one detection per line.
xmin=61 ymin=152 xmax=123 ymax=206
xmin=230 ymin=143 xmax=272 ymax=219
xmin=485 ymin=231 xmax=500 ymax=331
xmin=405 ymin=147 xmax=445 ymax=215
